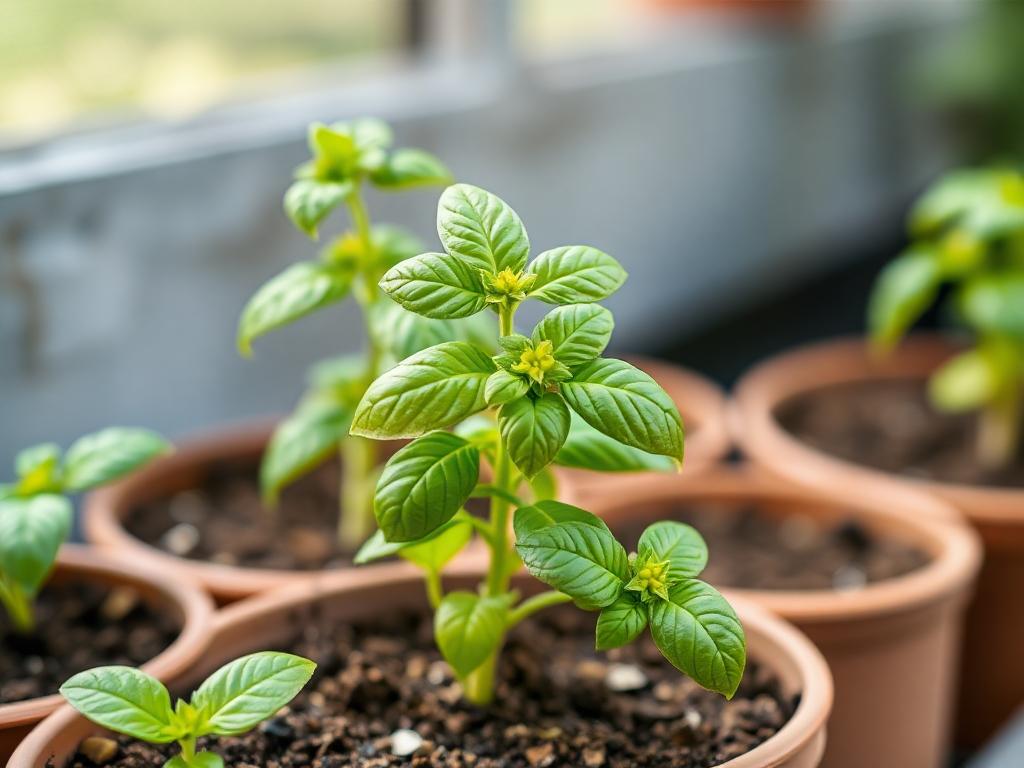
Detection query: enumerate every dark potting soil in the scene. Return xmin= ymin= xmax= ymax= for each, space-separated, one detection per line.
xmin=125 ymin=459 xmax=355 ymax=571
xmin=59 ymin=610 xmax=795 ymax=768
xmin=615 ymin=504 xmax=929 ymax=592
xmin=124 ymin=459 xmax=490 ymax=572
xmin=776 ymin=378 xmax=1024 ymax=488
xmin=0 ymin=581 xmax=179 ymax=704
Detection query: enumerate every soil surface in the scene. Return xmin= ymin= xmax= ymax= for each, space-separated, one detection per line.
xmin=58 ymin=609 xmax=795 ymax=768
xmin=777 ymin=378 xmax=1024 ymax=488
xmin=125 ymin=459 xmax=354 ymax=571
xmin=1 ymin=582 xmax=179 ymax=704
xmin=615 ymin=503 xmax=929 ymax=592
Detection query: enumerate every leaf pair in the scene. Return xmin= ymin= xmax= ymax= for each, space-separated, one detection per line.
xmin=514 ymin=501 xmax=745 ymax=698
xmin=286 ymin=119 xmax=452 ymax=239
xmin=380 ymin=184 xmax=627 ymax=319
xmin=61 ymin=652 xmax=316 ymax=768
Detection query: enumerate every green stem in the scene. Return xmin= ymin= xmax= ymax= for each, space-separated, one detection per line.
xmin=505 ymin=591 xmax=573 ymax=629
xmin=178 ymin=736 xmax=197 ymax=766
xmin=425 ymin=569 xmax=443 ymax=610
xmin=0 ymin=578 xmax=35 ymax=634
xmin=978 ymin=385 xmax=1024 ymax=470
xmin=463 ymin=651 xmax=498 ymax=706
xmin=498 ymin=303 xmax=515 ymax=337
xmin=338 ymin=435 xmax=377 ymax=548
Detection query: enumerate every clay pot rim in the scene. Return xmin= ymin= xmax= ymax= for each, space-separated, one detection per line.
xmin=82 ymin=420 xmax=432 ymax=601
xmin=0 ymin=544 xmax=214 ymax=730
xmin=13 ymin=567 xmax=832 ymax=768
xmin=730 ymin=333 xmax=1024 ymax=528
xmin=626 ymin=355 xmax=731 ymax=475
xmin=588 ymin=466 xmax=981 ymax=624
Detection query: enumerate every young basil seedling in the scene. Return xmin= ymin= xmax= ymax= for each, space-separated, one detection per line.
xmin=869 ymin=166 xmax=1024 ymax=468
xmin=352 ymin=183 xmax=745 ymax=705
xmin=236 ymin=118 xmax=493 ymax=549
xmin=0 ymin=428 xmax=169 ymax=633
xmin=61 ymin=652 xmax=316 ymax=768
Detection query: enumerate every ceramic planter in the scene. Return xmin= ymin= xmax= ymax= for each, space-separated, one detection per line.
xmin=730 ymin=334 xmax=1024 ymax=746
xmin=0 ymin=545 xmax=213 ymax=762
xmin=12 ymin=567 xmax=832 ymax=768
xmin=589 ymin=468 xmax=981 ymax=768
xmin=84 ymin=421 xmax=580 ymax=605
xmin=565 ymin=356 xmax=731 ymax=503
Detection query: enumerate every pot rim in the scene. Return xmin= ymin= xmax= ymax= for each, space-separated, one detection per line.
xmin=730 ymin=334 xmax=1024 ymax=529
xmin=13 ymin=567 xmax=832 ymax=768
xmin=0 ymin=544 xmax=214 ymax=729
xmin=83 ymin=420 xmax=580 ymax=601
xmin=588 ymin=466 xmax=981 ymax=624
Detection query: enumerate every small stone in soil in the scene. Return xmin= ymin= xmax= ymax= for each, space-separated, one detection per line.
xmin=100 ymin=587 xmax=140 ymax=622
xmin=390 ymin=728 xmax=424 ymax=756
xmin=832 ymin=564 xmax=868 ymax=591
xmin=160 ymin=522 xmax=200 ymax=556
xmin=79 ymin=736 xmax=118 ymax=764
xmin=605 ymin=662 xmax=648 ymax=692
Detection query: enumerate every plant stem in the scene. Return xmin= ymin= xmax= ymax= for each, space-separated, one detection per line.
xmin=978 ymin=385 xmax=1024 ymax=470
xmin=178 ymin=736 xmax=197 ymax=766
xmin=425 ymin=569 xmax=443 ymax=610
xmin=506 ymin=591 xmax=573 ymax=629
xmin=463 ymin=651 xmax=497 ymax=706
xmin=0 ymin=578 xmax=35 ymax=634
xmin=335 ymin=183 xmax=385 ymax=548
xmin=338 ymin=435 xmax=377 ymax=548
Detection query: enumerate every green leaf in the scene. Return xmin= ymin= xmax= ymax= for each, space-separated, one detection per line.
xmin=192 ymin=652 xmax=316 ymax=736
xmin=309 ymin=122 xmax=359 ymax=167
xmin=595 ymin=592 xmax=648 ymax=651
xmin=929 ymin=348 xmax=1002 ymax=412
xmin=379 ymin=252 xmax=487 ymax=319
xmin=60 ymin=667 xmax=176 ymax=743
xmin=959 ymin=273 xmax=1024 ymax=339
xmin=260 ymin=392 xmax=351 ymax=504
xmin=371 ymin=226 xmax=425 ymax=271
xmin=307 ymin=354 xmax=366 ymax=392
xmin=532 ymin=304 xmax=613 ymax=367
xmin=435 ymin=592 xmax=508 ymax=678
xmin=351 ymin=342 xmax=494 ymax=439
xmin=61 ymin=428 xmax=170 ymax=493
xmin=555 ymin=415 xmax=674 ymax=472
xmin=638 ymin=521 xmax=708 ymax=578
xmin=15 ymin=443 xmax=61 ymax=478
xmin=648 ymin=580 xmax=746 ymax=698
xmin=485 ymin=369 xmax=530 ymax=406
xmin=355 ymin=516 xmax=472 ymax=565
xmin=399 ymin=517 xmax=473 ymax=571
xmin=527 ymin=466 xmax=558 ymax=502
xmin=238 ymin=261 xmax=353 ymax=356
xmin=513 ymin=499 xmax=609 ymax=540
xmin=868 ymin=248 xmax=941 ymax=350
xmin=344 ymin=117 xmax=393 ymax=152
xmin=498 ymin=394 xmax=571 ymax=478
xmin=283 ymin=179 xmax=352 ymax=239
xmin=0 ymin=495 xmax=71 ymax=594
xmin=166 ymin=753 xmax=223 ymax=768
xmin=375 ymin=432 xmax=479 ymax=542
xmin=561 ymin=358 xmax=684 ymax=462
xmin=437 ymin=184 xmax=530 ymax=274
xmin=911 ymin=168 xmax=1024 ymax=239
xmin=371 ymin=148 xmax=453 ymax=189
xmin=516 ymin=521 xmax=629 ymax=610
xmin=527 ymin=245 xmax=627 ymax=304
xmin=368 ymin=299 xmax=496 ymax=365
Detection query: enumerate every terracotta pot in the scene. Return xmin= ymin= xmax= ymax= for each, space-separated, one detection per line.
xmin=589 ymin=468 xmax=981 ymax=768
xmin=730 ymin=334 xmax=1024 ymax=746
xmin=12 ymin=567 xmax=832 ymax=768
xmin=0 ymin=545 xmax=213 ymax=762
xmin=84 ymin=421 xmax=580 ymax=605
xmin=566 ymin=356 xmax=731 ymax=504
xmin=645 ymin=0 xmax=814 ymax=18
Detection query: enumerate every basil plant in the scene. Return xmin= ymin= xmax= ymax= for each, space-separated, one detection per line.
xmin=353 ymin=184 xmax=746 ymax=705
xmin=869 ymin=166 xmax=1024 ymax=468
xmin=0 ymin=428 xmax=169 ymax=632
xmin=61 ymin=652 xmax=315 ymax=768
xmin=237 ymin=118 xmax=490 ymax=548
